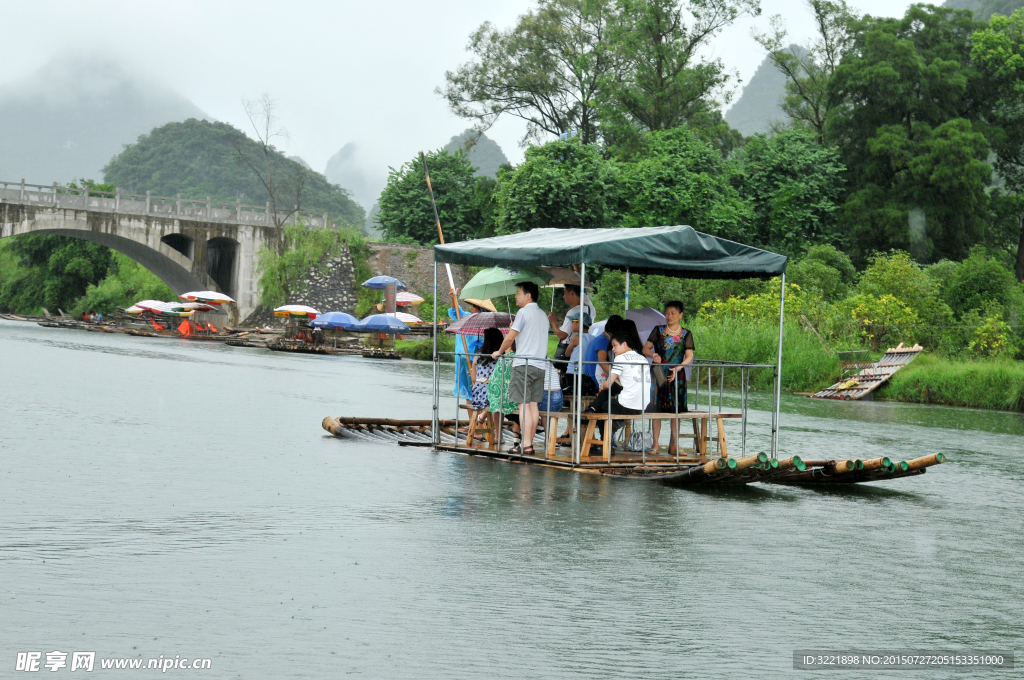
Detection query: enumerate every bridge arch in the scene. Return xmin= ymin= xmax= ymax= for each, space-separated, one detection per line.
xmin=0 ymin=201 xmax=273 ymax=323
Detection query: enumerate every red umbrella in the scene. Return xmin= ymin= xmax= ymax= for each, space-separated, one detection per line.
xmin=445 ymin=312 xmax=514 ymax=336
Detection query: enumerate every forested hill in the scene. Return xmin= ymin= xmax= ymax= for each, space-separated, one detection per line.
xmin=944 ymin=0 xmax=1024 ymax=21
xmin=104 ymin=119 xmax=365 ymax=228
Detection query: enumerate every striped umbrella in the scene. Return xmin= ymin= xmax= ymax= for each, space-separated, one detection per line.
xmin=396 ymin=291 xmax=425 ymax=305
xmin=445 ymin=312 xmax=515 ymax=336
xmin=273 ymin=304 xmax=320 ymax=319
xmin=179 ymin=302 xmax=221 ymax=313
xmin=179 ymin=291 xmax=235 ymax=305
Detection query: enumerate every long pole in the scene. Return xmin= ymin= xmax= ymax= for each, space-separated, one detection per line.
xmin=421 ymin=152 xmax=460 ymax=319
xmin=575 ymin=263 xmax=586 ymax=464
xmin=772 ymin=272 xmax=786 ymax=459
xmin=432 ymin=261 xmax=439 ymax=446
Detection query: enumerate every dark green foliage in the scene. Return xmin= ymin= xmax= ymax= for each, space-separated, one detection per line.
xmin=0 ymin=235 xmax=113 ymax=314
xmin=104 ymin=119 xmax=364 ymax=228
xmin=828 ymin=5 xmax=993 ymax=263
xmin=443 ymin=130 xmax=509 ymax=178
xmin=497 ymin=139 xmax=621 ymax=233
xmin=377 ymin=149 xmax=494 ymax=244
xmin=733 ymin=128 xmax=845 ymax=253
xmin=69 ymin=252 xmax=175 ymax=316
xmin=619 ymin=128 xmax=750 ymax=238
xmin=944 ymin=246 xmax=1017 ymax=316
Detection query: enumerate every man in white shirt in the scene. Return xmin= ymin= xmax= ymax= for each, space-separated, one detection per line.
xmin=491 ymin=281 xmax=549 ymax=455
xmin=547 ymin=284 xmax=597 ymax=342
xmin=584 ymin=332 xmax=651 ymax=444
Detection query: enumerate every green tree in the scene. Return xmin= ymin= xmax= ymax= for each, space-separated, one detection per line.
xmin=619 ymin=127 xmax=751 ymax=239
xmin=0 ymin=235 xmax=113 ymax=314
xmin=598 ymin=0 xmax=760 ymax=152
xmin=787 ymin=245 xmax=856 ymax=301
xmin=70 ymin=252 xmax=176 ymax=316
xmin=376 ymin=149 xmax=492 ymax=244
xmin=972 ymin=8 xmax=1024 ymax=279
xmin=733 ymin=127 xmax=845 ymax=253
xmin=496 ymin=138 xmax=621 ymax=232
xmin=944 ymin=245 xmax=1017 ymax=317
xmin=440 ymin=0 xmax=618 ymax=145
xmin=828 ymin=4 xmax=993 ymax=263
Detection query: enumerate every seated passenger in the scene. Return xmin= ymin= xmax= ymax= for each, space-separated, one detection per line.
xmin=642 ymin=300 xmax=694 ymax=455
xmin=584 ymin=331 xmax=651 ymax=442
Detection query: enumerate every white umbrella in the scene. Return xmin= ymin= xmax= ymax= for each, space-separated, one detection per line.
xmin=179 ymin=291 xmax=234 ymax=305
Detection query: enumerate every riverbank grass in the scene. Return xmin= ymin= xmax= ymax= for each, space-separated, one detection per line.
xmin=879 ymin=354 xmax=1024 ymax=411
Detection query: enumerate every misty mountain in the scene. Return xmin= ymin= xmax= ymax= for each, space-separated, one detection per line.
xmin=724 ymin=47 xmax=807 ymax=137
xmin=443 ymin=130 xmax=509 ymax=178
xmin=104 ymin=119 xmax=364 ymax=228
xmin=324 ymin=142 xmax=386 ymax=212
xmin=0 ymin=55 xmax=207 ymax=184
xmin=944 ymin=0 xmax=1024 ymax=21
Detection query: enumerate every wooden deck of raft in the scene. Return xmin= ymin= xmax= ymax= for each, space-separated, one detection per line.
xmin=321 ymin=415 xmax=946 ymax=485
xmin=811 ymin=343 xmax=924 ymax=401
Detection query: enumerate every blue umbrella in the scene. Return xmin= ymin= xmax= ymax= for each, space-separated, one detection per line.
xmin=309 ymin=311 xmax=360 ymax=330
xmin=356 ymin=314 xmax=410 ymax=333
xmin=362 ymin=275 xmax=407 ymax=290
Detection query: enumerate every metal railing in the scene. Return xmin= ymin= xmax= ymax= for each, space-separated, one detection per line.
xmin=432 ymin=351 xmax=775 ymax=465
xmin=0 ymin=179 xmax=332 ymax=229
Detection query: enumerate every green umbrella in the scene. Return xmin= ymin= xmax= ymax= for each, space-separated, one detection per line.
xmin=458 ymin=266 xmax=553 ymax=301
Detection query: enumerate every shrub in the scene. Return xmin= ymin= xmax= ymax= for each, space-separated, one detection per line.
xmin=944 ymin=246 xmax=1016 ymax=318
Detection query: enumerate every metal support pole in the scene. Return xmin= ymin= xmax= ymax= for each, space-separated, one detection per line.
xmin=432 ymin=261 xmax=439 ymax=446
xmin=772 ymin=272 xmax=786 ymax=459
xmin=624 ymin=267 xmax=630 ymax=312
xmin=741 ymin=367 xmax=748 ymax=457
xmin=574 ymin=263 xmax=586 ymax=464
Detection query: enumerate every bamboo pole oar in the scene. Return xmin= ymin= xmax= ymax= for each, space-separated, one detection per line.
xmin=421 ymin=152 xmax=460 ymax=319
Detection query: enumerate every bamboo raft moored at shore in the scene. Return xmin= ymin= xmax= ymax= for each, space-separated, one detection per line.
xmin=320 ymin=415 xmax=947 ymax=486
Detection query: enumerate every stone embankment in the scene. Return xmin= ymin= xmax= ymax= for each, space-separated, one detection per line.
xmin=240 ymin=243 xmax=472 ymax=327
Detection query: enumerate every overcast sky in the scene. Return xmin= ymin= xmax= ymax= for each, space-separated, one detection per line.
xmin=3 ymin=0 xmax=916 ymax=179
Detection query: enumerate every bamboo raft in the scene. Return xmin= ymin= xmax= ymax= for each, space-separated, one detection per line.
xmin=321 ymin=416 xmax=946 ymax=486
xmin=811 ymin=343 xmax=924 ymax=400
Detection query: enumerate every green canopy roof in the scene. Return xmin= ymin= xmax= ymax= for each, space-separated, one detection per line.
xmin=434 ymin=226 xmax=787 ymax=280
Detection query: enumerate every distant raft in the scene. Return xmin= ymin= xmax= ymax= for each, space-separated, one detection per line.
xmin=812 ymin=343 xmax=924 ymax=400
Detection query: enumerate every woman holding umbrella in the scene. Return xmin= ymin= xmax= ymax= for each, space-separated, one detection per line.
xmin=448 ymin=295 xmax=491 ymax=401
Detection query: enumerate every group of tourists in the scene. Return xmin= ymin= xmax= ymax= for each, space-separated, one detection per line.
xmin=459 ymin=281 xmax=695 ymax=457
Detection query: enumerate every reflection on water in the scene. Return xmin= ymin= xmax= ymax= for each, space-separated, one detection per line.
xmin=1 ymin=320 xmax=1022 ymax=679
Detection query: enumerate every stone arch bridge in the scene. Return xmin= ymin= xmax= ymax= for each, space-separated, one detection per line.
xmin=0 ymin=180 xmax=334 ymax=323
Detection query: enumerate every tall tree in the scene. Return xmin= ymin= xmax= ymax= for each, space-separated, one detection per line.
xmin=752 ymin=0 xmax=856 ymax=144
xmin=733 ymin=127 xmax=845 ymax=254
xmin=972 ymin=8 xmax=1024 ymax=279
xmin=599 ymin=0 xmax=760 ymax=151
xmin=827 ymin=4 xmax=993 ymax=263
xmin=377 ymin=149 xmax=492 ymax=244
xmin=439 ymin=0 xmax=617 ymax=145
xmin=233 ymin=94 xmax=306 ymax=230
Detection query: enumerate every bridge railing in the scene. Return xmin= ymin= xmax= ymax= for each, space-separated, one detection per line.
xmin=0 ymin=179 xmax=332 ymax=229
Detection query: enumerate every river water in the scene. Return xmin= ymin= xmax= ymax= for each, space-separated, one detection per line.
xmin=1 ymin=320 xmax=1021 ymax=678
